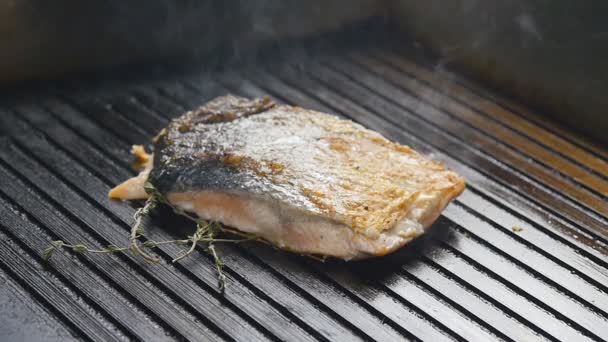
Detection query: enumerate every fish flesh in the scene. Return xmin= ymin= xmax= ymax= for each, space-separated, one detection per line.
xmin=109 ymin=95 xmax=465 ymax=260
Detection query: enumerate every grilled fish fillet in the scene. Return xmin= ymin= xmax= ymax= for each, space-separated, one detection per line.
xmin=109 ymin=95 xmax=465 ymax=260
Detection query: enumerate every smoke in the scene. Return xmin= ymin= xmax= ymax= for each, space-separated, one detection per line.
xmin=515 ymin=13 xmax=543 ymax=43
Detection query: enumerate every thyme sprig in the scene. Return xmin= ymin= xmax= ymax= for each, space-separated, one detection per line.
xmin=129 ymin=194 xmax=160 ymax=263
xmin=42 ymin=182 xmax=252 ymax=292
xmin=208 ymin=242 xmax=225 ymax=292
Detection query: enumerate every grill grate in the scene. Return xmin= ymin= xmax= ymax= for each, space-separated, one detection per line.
xmin=0 ymin=44 xmax=607 ymax=342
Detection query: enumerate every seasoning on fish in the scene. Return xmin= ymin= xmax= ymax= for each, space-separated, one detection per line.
xmin=109 ymin=95 xmax=465 ymax=260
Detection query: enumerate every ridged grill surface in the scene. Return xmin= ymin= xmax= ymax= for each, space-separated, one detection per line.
xmin=1 ymin=44 xmax=607 ymax=342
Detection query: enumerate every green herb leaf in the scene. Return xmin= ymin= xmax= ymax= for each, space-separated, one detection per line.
xmin=42 ymin=246 xmax=56 ymax=261
xmin=72 ymin=244 xmax=88 ymax=253
xmin=143 ymin=181 xmax=157 ymax=195
xmin=142 ymin=241 xmax=156 ymax=248
xmin=51 ymin=240 xmax=64 ymax=248
xmin=105 ymin=244 xmax=122 ymax=252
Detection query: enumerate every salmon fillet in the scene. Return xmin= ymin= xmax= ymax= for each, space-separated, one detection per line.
xmin=109 ymin=95 xmax=465 ymax=260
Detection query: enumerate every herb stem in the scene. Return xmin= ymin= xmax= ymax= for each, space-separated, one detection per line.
xmin=173 ymin=222 xmax=208 ymax=262
xmin=151 ymin=239 xmax=189 ymax=246
xmin=208 ymin=242 xmax=225 ymax=292
xmin=63 ymin=245 xmax=128 ymax=254
xmin=128 ymin=198 xmax=161 ymax=263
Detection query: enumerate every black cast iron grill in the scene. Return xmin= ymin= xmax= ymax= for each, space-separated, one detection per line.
xmin=1 ymin=39 xmax=607 ymax=341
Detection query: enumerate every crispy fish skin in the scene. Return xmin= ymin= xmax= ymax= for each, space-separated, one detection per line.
xmin=110 ymin=95 xmax=465 ymax=260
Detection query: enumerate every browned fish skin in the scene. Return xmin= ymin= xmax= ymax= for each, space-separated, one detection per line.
xmin=112 ymin=95 xmax=465 ymax=259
